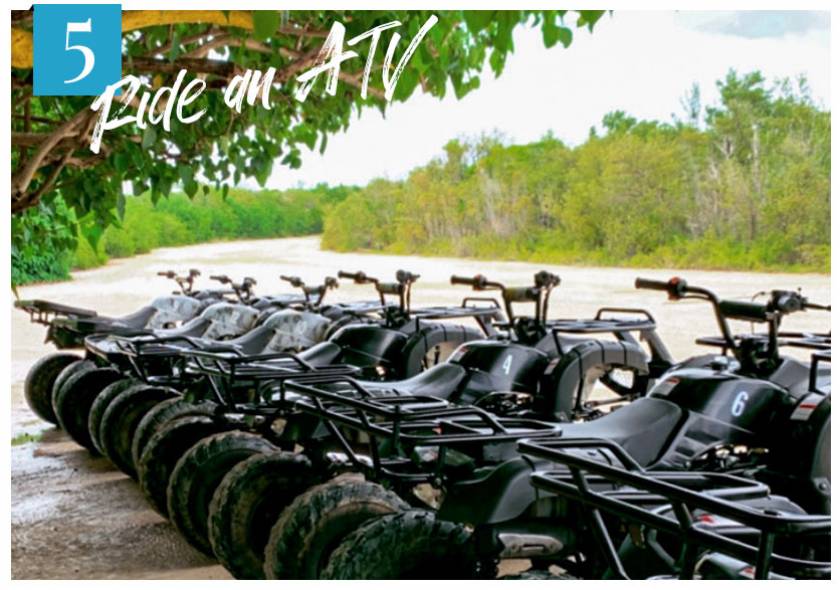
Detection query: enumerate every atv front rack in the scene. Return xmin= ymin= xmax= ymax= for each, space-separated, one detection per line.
xmin=519 ymin=438 xmax=830 ymax=580
xmin=697 ymin=331 xmax=831 ymax=352
xmin=399 ymin=304 xmax=505 ymax=338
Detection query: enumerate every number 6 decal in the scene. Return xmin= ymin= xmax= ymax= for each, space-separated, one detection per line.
xmin=731 ymin=391 xmax=749 ymax=417
xmin=64 ymin=19 xmax=95 ymax=84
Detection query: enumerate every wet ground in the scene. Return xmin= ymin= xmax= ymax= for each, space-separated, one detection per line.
xmin=10 ymin=236 xmax=830 ymax=579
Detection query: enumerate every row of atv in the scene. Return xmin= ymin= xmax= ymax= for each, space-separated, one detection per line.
xmin=16 ymin=268 xmax=831 ymax=580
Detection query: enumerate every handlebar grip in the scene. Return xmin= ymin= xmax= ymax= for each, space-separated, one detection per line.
xmin=338 ymin=270 xmax=373 ymax=283
xmin=377 ymin=282 xmax=402 ymax=296
xmin=634 ymin=277 xmax=672 ymax=292
xmin=210 ymin=275 xmax=228 ymax=283
xmin=719 ymin=300 xmax=769 ymax=322
xmin=396 ymin=269 xmax=420 ymax=283
xmin=451 ymin=274 xmax=482 ymax=287
xmin=188 ymin=269 xmax=201 ymax=276
xmin=504 ymin=286 xmax=540 ymax=303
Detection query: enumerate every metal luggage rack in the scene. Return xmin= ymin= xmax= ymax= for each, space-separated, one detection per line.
xmin=548 ymin=307 xmax=658 ymax=334
xmin=14 ymin=298 xmax=98 ymax=325
xmin=546 ymin=307 xmax=660 ymax=354
xmin=404 ymin=301 xmax=505 ymax=336
xmin=696 ymin=331 xmax=831 ymax=351
xmin=180 ymin=348 xmax=358 ymax=406
xmin=111 ymin=334 xmax=219 ymax=385
xmin=258 ymin=374 xmax=563 ymax=481
xmin=519 ymin=438 xmax=830 ymax=580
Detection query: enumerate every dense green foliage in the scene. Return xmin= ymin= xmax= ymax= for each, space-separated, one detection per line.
xmin=322 ymin=71 xmax=830 ymax=272
xmin=14 ymin=185 xmax=349 ymax=283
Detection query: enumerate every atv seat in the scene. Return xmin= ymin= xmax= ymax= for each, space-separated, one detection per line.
xmin=111 ymin=305 xmax=159 ymax=329
xmin=354 ymin=363 xmax=469 ymax=399
xmin=558 ymin=397 xmax=683 ymax=467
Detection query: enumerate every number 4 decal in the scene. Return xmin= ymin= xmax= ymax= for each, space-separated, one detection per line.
xmin=731 ymin=391 xmax=749 ymax=417
xmin=64 ymin=19 xmax=95 ymax=84
xmin=502 ymin=354 xmax=513 ymax=375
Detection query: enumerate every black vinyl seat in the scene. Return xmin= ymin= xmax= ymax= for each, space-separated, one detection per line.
xmin=557 ymin=397 xmax=683 ymax=467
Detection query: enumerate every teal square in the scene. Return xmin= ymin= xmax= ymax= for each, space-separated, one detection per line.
xmin=33 ymin=4 xmax=122 ymax=96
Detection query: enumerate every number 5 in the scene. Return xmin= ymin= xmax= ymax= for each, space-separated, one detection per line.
xmin=64 ymin=19 xmax=95 ymax=84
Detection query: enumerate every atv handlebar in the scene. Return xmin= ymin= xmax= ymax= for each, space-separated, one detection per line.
xmin=451 ymin=271 xmax=560 ymax=324
xmin=279 ymin=274 xmax=304 ymax=288
xmin=158 ymin=269 xmax=201 ymax=295
xmin=338 ymin=270 xmax=376 ymax=284
xmin=636 ymin=276 xmax=830 ymax=365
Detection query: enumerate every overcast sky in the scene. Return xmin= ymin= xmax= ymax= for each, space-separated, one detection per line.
xmin=260 ymin=10 xmax=831 ymax=190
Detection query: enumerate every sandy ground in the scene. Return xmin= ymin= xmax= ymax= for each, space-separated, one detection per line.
xmin=10 ymin=236 xmax=831 ymax=579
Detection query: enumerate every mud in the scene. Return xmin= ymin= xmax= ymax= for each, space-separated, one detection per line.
xmin=10 ymin=236 xmax=830 ymax=579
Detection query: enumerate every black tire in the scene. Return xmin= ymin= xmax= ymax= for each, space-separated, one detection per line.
xmin=137 ymin=415 xmax=227 ymax=516
xmin=167 ymin=431 xmax=278 ymax=556
xmin=321 ymin=510 xmax=478 ymax=579
xmin=24 ymin=352 xmax=81 ymax=424
xmin=88 ymin=377 xmax=139 ymax=453
xmin=264 ymin=478 xmax=409 ymax=580
xmin=209 ymin=452 xmax=319 ymax=579
xmin=51 ymin=359 xmax=96 ymax=418
xmin=99 ymin=385 xmax=177 ymax=478
xmin=52 ymin=366 xmax=124 ymax=452
xmin=132 ymin=398 xmax=219 ymax=468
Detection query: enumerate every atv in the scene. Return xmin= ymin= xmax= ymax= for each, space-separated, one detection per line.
xmin=295 ymin=278 xmax=830 ymax=579
xmin=516 ymin=431 xmax=830 ymax=580
xmin=17 ymin=269 xmax=231 ymax=425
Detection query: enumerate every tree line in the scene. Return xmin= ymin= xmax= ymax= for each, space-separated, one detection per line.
xmin=322 ymin=71 xmax=830 ymax=273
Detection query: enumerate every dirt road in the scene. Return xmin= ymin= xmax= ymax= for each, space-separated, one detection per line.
xmin=10 ymin=236 xmax=830 ymax=579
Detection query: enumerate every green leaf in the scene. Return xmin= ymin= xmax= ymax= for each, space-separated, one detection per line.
xmin=253 ymin=11 xmax=281 ymax=40
xmin=463 ymin=11 xmax=495 ymax=35
xmin=557 ymin=27 xmax=573 ymax=48
xmin=113 ymin=152 xmax=129 ymax=174
xmin=141 ymin=126 xmax=157 ymax=149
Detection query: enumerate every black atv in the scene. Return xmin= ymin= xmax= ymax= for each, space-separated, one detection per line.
xmin=16 ymin=269 xmax=230 ymax=425
xmin=146 ymin=273 xmax=672 ymax=578
xmin=314 ymin=278 xmax=830 ymax=579
xmin=516 ymin=433 xmax=829 ymax=580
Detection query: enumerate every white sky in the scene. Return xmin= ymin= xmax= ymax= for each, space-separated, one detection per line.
xmin=260 ymin=10 xmax=831 ymax=190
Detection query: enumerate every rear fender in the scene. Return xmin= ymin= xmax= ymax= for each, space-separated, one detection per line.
xmin=438 ymin=457 xmax=540 ymax=525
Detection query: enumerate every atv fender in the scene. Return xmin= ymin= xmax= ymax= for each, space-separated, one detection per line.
xmin=438 ymin=457 xmax=541 ymax=525
xmin=399 ymin=323 xmax=486 ymax=377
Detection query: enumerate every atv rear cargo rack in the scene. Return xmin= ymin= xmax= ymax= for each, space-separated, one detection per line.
xmin=519 ymin=438 xmax=830 ymax=580
xmin=278 ymin=375 xmax=563 ymax=482
xmin=14 ymin=299 xmax=98 ymax=325
xmin=187 ymin=361 xmax=563 ymax=482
